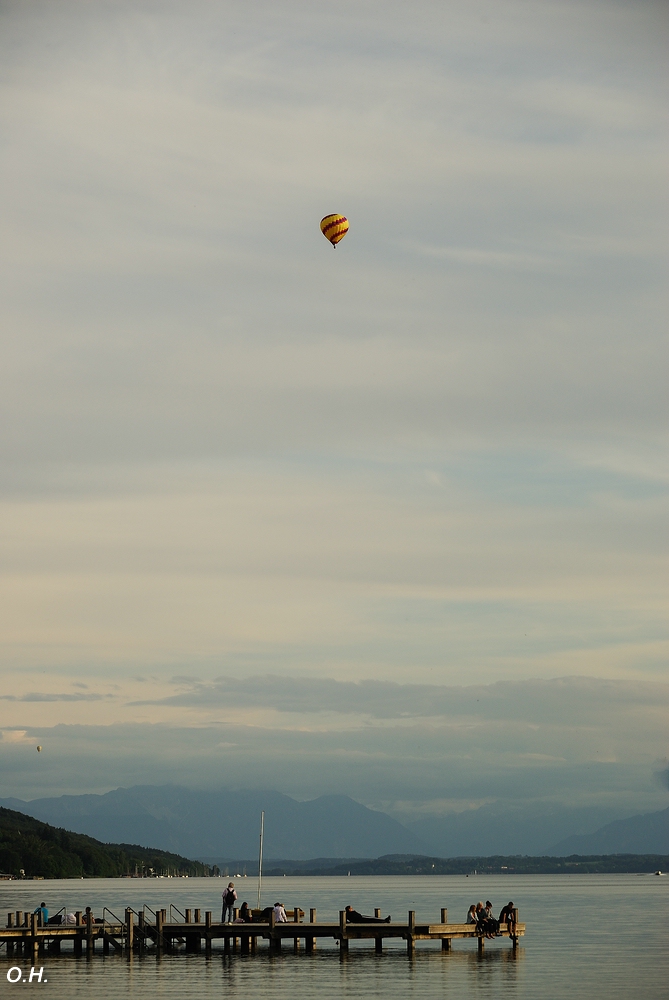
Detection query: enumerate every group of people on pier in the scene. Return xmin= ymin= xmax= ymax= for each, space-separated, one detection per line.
xmin=222 ymin=882 xmax=393 ymax=926
xmin=222 ymin=883 xmax=286 ymax=925
xmin=466 ymin=900 xmax=516 ymax=938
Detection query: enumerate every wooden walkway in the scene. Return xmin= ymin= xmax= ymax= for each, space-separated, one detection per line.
xmin=1 ymin=906 xmax=524 ymax=963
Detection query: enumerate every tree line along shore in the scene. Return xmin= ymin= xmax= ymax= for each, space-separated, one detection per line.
xmin=1 ymin=806 xmax=666 ymax=879
xmin=0 ymin=807 xmax=210 ymax=879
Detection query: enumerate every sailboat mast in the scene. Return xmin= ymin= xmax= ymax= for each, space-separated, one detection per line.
xmin=257 ymin=810 xmax=265 ymax=909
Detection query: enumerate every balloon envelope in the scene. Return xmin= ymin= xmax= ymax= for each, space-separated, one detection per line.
xmin=320 ymin=214 xmax=348 ymax=246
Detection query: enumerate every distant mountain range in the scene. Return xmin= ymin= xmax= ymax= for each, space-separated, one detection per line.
xmin=1 ymin=786 xmax=667 ymax=858
xmin=548 ymin=806 xmax=669 ymax=855
xmin=0 ymin=786 xmax=424 ymax=859
xmin=404 ymin=802 xmax=649 ymax=857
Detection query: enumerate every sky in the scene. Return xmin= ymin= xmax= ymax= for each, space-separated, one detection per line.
xmin=0 ymin=0 xmax=667 ymax=827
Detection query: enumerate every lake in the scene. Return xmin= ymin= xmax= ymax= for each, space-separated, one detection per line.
xmin=1 ymin=874 xmax=667 ymax=998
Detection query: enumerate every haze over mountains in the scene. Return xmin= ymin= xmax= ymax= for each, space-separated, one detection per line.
xmin=0 ymin=786 xmax=422 ymax=860
xmin=2 ymin=785 xmax=667 ymax=859
xmin=549 ymin=806 xmax=669 ymax=856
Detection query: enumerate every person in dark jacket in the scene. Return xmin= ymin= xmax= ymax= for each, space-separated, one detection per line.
xmin=221 ymin=882 xmax=237 ymax=923
xmin=345 ymin=905 xmax=391 ymax=923
xmin=498 ymin=902 xmax=516 ymax=933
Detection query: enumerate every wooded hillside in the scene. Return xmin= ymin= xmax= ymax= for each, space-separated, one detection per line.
xmin=0 ymin=806 xmax=209 ymax=878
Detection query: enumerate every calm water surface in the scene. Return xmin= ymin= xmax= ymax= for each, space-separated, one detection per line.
xmin=1 ymin=875 xmax=667 ymax=998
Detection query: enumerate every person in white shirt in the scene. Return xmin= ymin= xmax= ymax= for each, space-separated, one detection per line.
xmin=273 ymin=902 xmax=287 ymax=923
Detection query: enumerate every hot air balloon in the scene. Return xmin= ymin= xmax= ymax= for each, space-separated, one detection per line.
xmin=36 ymin=746 xmax=42 ymax=752
xmin=320 ymin=214 xmax=348 ymax=247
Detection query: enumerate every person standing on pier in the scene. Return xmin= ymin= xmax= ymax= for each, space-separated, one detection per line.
xmin=222 ymin=882 xmax=237 ymax=923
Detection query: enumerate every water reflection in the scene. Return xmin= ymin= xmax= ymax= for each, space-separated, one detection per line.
xmin=1 ymin=875 xmax=666 ymax=1000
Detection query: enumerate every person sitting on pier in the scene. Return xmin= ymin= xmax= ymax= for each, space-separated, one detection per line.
xmin=466 ymin=904 xmax=477 ymax=924
xmin=475 ymin=901 xmax=495 ymax=939
xmin=33 ymin=902 xmax=48 ymax=927
xmin=236 ymin=902 xmax=253 ymax=923
xmin=273 ymin=902 xmax=287 ymax=923
xmin=84 ymin=906 xmax=102 ymax=924
xmin=484 ymin=900 xmax=500 ymax=936
xmin=345 ymin=905 xmax=391 ymax=923
xmin=498 ymin=902 xmax=516 ymax=934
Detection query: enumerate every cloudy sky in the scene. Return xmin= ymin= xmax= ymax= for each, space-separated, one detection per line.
xmin=0 ymin=0 xmax=667 ymax=826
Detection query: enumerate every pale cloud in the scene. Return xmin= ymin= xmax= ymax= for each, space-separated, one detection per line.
xmin=0 ymin=693 xmax=109 ymax=702
xmin=0 ymin=461 xmax=665 ymax=683
xmin=0 ymin=730 xmax=36 ymax=745
xmin=0 ymin=677 xmax=666 ymax=821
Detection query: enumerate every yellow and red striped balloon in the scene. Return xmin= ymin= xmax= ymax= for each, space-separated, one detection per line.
xmin=320 ymin=214 xmax=349 ymax=247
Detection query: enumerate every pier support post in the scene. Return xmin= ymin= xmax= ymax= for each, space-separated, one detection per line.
xmin=205 ymin=911 xmax=212 ymax=955
xmin=6 ymin=914 xmax=14 ymax=959
xmin=375 ymin=936 xmax=383 ymax=954
xmin=478 ymin=935 xmax=484 ymax=953
xmin=74 ymin=913 xmax=82 ymax=957
xmin=186 ymin=933 xmax=200 ymax=953
xmin=306 ymin=909 xmax=316 ymax=953
xmin=137 ymin=910 xmax=145 ymax=953
xmin=407 ymin=910 xmax=415 ymax=956
xmin=194 ymin=909 xmax=201 ymax=924
xmin=30 ymin=912 xmax=39 ymax=965
xmin=374 ymin=909 xmax=381 ymax=918
xmin=512 ymin=909 xmax=519 ymax=950
xmin=293 ymin=904 xmax=300 ymax=952
xmin=268 ymin=908 xmax=281 ymax=952
xmin=441 ymin=909 xmax=450 ymax=951
xmin=86 ymin=909 xmax=94 ymax=956
xmin=126 ymin=908 xmax=134 ymax=952
xmin=156 ymin=909 xmax=164 ymax=952
xmin=339 ymin=911 xmax=348 ymax=952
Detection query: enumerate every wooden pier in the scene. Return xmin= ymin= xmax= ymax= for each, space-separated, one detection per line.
xmin=1 ymin=905 xmax=524 ymax=962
